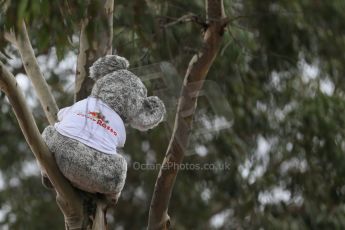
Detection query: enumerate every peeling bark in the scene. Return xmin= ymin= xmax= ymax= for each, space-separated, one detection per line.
xmin=147 ymin=0 xmax=229 ymax=229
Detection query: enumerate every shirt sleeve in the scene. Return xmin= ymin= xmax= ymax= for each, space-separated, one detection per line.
xmin=117 ymin=124 xmax=126 ymax=147
xmin=57 ymin=106 xmax=71 ymax=121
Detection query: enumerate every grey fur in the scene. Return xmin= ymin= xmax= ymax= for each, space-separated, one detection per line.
xmin=42 ymin=126 xmax=126 ymax=195
xmin=90 ymin=69 xmax=166 ymax=129
xmin=91 ymin=70 xmax=147 ymax=122
xmin=89 ymin=55 xmax=129 ymax=81
xmin=42 ymin=55 xmax=166 ymax=200
xmin=130 ymin=96 xmax=166 ymax=131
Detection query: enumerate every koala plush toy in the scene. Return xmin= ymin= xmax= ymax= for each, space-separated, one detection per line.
xmin=42 ymin=55 xmax=166 ymax=203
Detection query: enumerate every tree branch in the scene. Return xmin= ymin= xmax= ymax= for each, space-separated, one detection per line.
xmin=15 ymin=21 xmax=59 ymax=125
xmin=91 ymin=200 xmax=107 ymax=230
xmin=4 ymin=30 xmax=17 ymax=46
xmin=159 ymin=13 xmax=207 ymax=29
xmin=147 ymin=0 xmax=228 ymax=229
xmin=0 ymin=61 xmax=84 ymax=229
xmin=75 ymin=0 xmax=114 ymax=102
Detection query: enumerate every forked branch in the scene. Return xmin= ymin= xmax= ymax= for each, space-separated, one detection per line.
xmin=0 ymin=61 xmax=84 ymax=229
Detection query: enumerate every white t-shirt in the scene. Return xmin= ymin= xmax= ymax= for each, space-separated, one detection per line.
xmin=54 ymin=97 xmax=126 ymax=155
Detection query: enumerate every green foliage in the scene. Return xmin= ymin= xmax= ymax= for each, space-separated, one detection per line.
xmin=0 ymin=0 xmax=87 ymax=59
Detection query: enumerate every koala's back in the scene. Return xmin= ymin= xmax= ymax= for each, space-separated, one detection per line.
xmin=42 ymin=125 xmax=127 ymax=195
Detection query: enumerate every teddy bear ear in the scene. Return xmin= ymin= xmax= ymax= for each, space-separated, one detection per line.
xmin=130 ymin=96 xmax=166 ymax=131
xmin=89 ymin=55 xmax=130 ymax=81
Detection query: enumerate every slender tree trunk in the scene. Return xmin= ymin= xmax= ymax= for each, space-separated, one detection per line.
xmin=16 ymin=21 xmax=59 ymax=125
xmin=147 ymin=0 xmax=229 ymax=229
xmin=75 ymin=0 xmax=114 ymax=102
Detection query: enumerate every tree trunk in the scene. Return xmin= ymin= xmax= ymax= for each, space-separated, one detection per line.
xmin=75 ymin=0 xmax=114 ymax=102
xmin=147 ymin=0 xmax=229 ymax=229
xmin=16 ymin=21 xmax=59 ymax=125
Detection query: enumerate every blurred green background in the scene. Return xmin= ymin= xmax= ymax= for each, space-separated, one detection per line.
xmin=1 ymin=0 xmax=345 ymax=229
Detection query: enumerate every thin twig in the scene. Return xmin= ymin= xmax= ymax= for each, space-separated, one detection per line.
xmin=161 ymin=13 xmax=207 ymax=28
xmin=4 ymin=30 xmax=17 ymax=46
